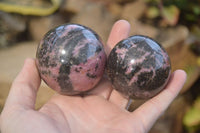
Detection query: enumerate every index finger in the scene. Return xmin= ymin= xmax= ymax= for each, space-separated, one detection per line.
xmin=105 ymin=19 xmax=130 ymax=55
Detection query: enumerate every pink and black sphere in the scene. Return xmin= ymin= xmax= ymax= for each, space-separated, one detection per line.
xmin=107 ymin=35 xmax=171 ymax=99
xmin=36 ymin=24 xmax=106 ymax=95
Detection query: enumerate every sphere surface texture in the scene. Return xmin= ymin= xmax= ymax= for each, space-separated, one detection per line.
xmin=36 ymin=24 xmax=106 ymax=95
xmin=107 ymin=35 xmax=171 ymax=99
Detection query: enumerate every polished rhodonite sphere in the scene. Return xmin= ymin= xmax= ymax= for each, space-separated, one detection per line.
xmin=36 ymin=24 xmax=106 ymax=95
xmin=107 ymin=35 xmax=171 ymax=99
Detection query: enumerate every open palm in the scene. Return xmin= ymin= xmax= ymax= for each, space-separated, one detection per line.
xmin=0 ymin=20 xmax=187 ymax=133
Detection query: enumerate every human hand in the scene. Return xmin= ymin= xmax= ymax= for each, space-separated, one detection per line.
xmin=0 ymin=20 xmax=187 ymax=133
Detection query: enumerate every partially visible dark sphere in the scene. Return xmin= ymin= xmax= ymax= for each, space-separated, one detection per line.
xmin=36 ymin=24 xmax=106 ymax=95
xmin=107 ymin=35 xmax=171 ymax=99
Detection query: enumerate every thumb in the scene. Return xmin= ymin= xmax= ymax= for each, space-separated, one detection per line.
xmin=4 ymin=58 xmax=41 ymax=110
